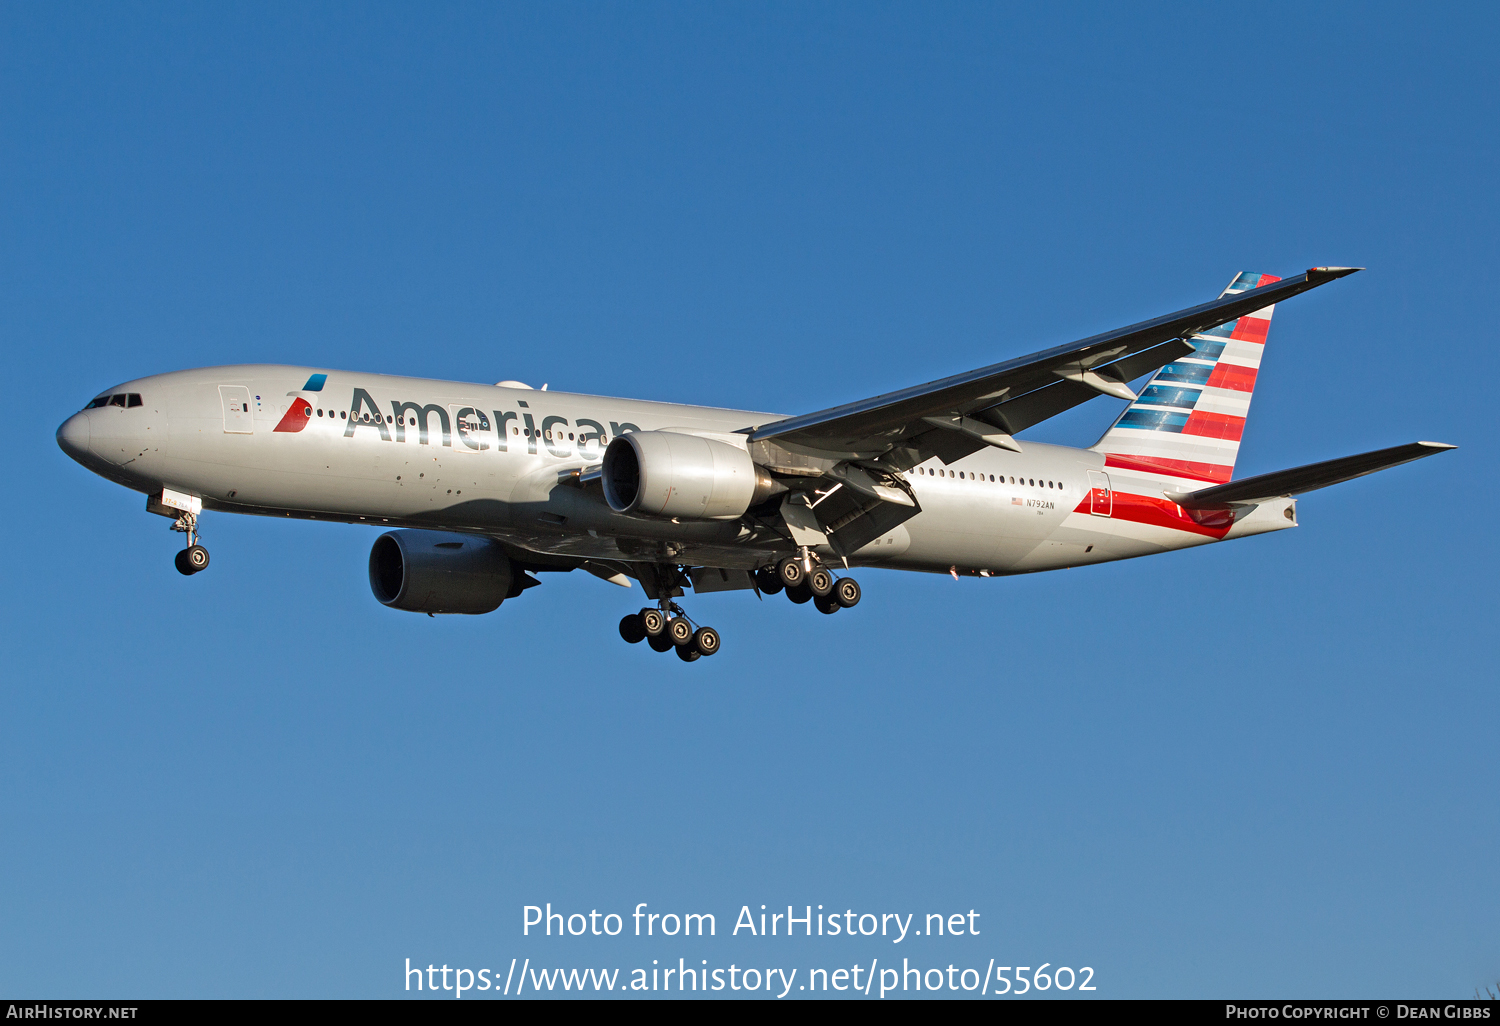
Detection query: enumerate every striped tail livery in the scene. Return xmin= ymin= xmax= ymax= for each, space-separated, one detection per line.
xmin=1093 ymin=271 xmax=1280 ymax=485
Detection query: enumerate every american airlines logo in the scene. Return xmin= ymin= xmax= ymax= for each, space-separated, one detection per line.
xmin=305 ymin=386 xmax=640 ymax=458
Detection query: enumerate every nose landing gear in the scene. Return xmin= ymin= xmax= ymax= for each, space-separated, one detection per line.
xmin=619 ymin=601 xmax=722 ymax=662
xmin=171 ymin=512 xmax=210 ymax=576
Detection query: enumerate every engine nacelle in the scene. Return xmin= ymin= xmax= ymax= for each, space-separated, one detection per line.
xmin=368 ymin=530 xmax=514 ymax=614
xmin=602 ymin=430 xmax=775 ymax=519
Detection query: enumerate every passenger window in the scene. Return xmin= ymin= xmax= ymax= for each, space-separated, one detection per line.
xmin=127 ymin=393 xmax=143 ymax=407
xmin=109 ymin=394 xmax=126 ymax=407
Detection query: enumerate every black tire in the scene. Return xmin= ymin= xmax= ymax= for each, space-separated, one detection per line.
xmin=755 ymin=566 xmax=783 ymax=595
xmin=692 ymin=626 xmax=720 ymax=656
xmin=777 ymin=557 xmax=804 ymax=588
xmin=647 ymin=632 xmax=674 ymax=653
xmin=814 ymin=593 xmax=840 ymax=614
xmin=619 ymin=614 xmax=647 ymax=644
xmin=640 ymin=608 xmax=666 ymax=636
xmin=675 ymin=645 xmax=701 ymax=663
xmin=186 ymin=545 xmax=210 ymax=572
xmin=174 ymin=549 xmax=196 ymax=576
xmin=808 ymin=567 xmax=834 ymax=597
xmin=667 ymin=617 xmax=694 ymax=646
xmin=785 ymin=582 xmax=812 ymax=604
xmin=835 ymin=577 xmax=861 ymax=608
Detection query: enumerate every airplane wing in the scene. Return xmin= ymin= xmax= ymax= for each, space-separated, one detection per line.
xmin=747 ymin=267 xmax=1362 ymax=467
xmin=1166 ymin=441 xmax=1457 ymax=509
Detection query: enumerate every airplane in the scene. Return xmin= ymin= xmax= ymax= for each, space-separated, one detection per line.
xmin=56 ymin=268 xmax=1454 ymax=662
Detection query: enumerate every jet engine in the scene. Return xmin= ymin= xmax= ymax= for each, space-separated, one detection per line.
xmin=368 ymin=530 xmax=514 ymax=614
xmin=601 ymin=431 xmax=781 ymax=520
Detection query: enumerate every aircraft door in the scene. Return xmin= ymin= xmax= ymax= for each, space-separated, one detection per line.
xmin=1087 ymin=470 xmax=1112 ymax=516
xmin=219 ymin=385 xmax=254 ymax=434
xmin=448 ymin=404 xmax=491 ymax=452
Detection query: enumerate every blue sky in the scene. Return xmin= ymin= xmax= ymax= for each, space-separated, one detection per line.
xmin=2 ymin=2 xmax=1495 ymax=999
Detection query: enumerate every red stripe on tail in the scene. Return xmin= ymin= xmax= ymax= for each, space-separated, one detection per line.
xmin=1231 ymin=317 xmax=1270 ymax=344
xmin=1108 ymin=492 xmax=1234 ymax=539
xmin=1181 ymin=411 xmax=1245 ymax=441
xmin=1206 ymin=362 xmax=1258 ymax=392
xmin=1103 ymin=453 xmax=1234 ymax=483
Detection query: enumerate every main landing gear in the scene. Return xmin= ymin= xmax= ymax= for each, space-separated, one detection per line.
xmin=619 ymin=602 xmax=722 ymax=662
xmin=753 ymin=552 xmax=861 ymax=615
xmin=171 ymin=511 xmax=210 ymax=576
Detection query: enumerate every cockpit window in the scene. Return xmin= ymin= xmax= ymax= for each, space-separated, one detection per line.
xmin=83 ymin=393 xmax=143 ymax=410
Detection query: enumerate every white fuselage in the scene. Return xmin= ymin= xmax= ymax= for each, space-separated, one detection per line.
xmin=57 ymin=364 xmax=1296 ymax=578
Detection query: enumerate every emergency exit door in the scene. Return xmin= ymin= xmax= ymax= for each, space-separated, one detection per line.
xmin=1087 ymin=470 xmax=1112 ymax=516
xmin=219 ymin=385 xmax=254 ymax=433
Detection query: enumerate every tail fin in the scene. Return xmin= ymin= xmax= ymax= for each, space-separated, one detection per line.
xmin=1091 ymin=271 xmax=1280 ymax=484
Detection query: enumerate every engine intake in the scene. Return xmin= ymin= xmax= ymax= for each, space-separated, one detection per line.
xmin=601 ymin=431 xmax=779 ymax=520
xmin=368 ymin=530 xmax=514 ymax=614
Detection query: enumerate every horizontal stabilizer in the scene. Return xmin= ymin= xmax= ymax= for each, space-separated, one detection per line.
xmin=1167 ymin=441 xmax=1456 ymax=509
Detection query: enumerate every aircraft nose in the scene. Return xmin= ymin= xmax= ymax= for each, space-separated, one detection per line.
xmin=56 ymin=412 xmax=91 ymax=462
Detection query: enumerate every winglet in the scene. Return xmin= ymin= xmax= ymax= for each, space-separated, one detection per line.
xmin=1306 ymin=266 xmax=1363 ymax=282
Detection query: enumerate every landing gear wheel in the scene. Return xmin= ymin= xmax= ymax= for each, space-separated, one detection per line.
xmin=640 ymin=608 xmax=666 ymax=636
xmin=777 ymin=557 xmax=804 ymax=589
xmin=667 ymin=617 xmax=695 ymax=646
xmin=647 ymin=632 xmax=674 ymax=653
xmin=808 ymin=567 xmax=834 ymax=597
xmin=785 ymin=582 xmax=812 ymax=604
xmin=692 ymin=626 xmax=720 ymax=656
xmin=834 ymin=577 xmax=861 ymax=608
xmin=814 ymin=593 xmax=841 ymax=614
xmin=176 ymin=545 xmax=209 ymax=575
xmin=755 ymin=566 xmax=784 ymax=595
xmin=675 ymin=645 xmax=701 ymax=663
xmin=619 ymin=614 xmax=646 ymax=644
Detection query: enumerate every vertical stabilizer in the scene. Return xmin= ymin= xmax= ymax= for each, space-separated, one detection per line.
xmin=1092 ymin=271 xmax=1279 ymax=484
